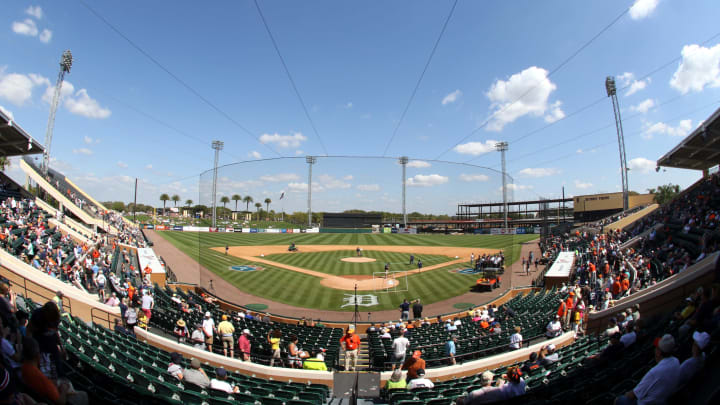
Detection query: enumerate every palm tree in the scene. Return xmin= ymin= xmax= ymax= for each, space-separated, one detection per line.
xmin=232 ymin=194 xmax=242 ymax=213
xmin=243 ymin=196 xmax=253 ymax=213
xmin=159 ymin=193 xmax=169 ymax=216
xmin=254 ymin=202 xmax=262 ymax=221
xmin=171 ymin=194 xmax=180 ymax=207
xmin=264 ymin=198 xmax=272 ymax=219
xmin=220 ymin=196 xmax=230 ymax=219
xmin=185 ymin=199 xmax=193 ymax=208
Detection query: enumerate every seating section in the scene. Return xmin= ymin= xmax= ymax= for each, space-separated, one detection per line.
xmin=369 ymin=290 xmax=563 ymax=369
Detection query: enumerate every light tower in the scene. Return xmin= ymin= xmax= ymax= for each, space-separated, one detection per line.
xmin=42 ymin=50 xmax=73 ymax=175
xmin=306 ymin=156 xmax=317 ymax=227
xmin=211 ymin=140 xmax=224 ymax=229
xmin=399 ymin=156 xmax=408 ymax=228
xmin=605 ymin=76 xmax=629 ymax=211
xmin=495 ymin=141 xmax=509 ymax=229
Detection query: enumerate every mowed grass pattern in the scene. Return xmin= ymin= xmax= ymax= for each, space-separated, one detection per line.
xmin=157 ymin=232 xmax=538 ymax=312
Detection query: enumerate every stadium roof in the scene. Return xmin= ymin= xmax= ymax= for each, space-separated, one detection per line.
xmin=0 ymin=110 xmax=44 ymax=157
xmin=657 ymin=106 xmax=720 ymax=172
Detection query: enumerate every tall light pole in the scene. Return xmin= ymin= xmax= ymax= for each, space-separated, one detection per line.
xmin=606 ymin=76 xmax=629 ymax=211
xmin=306 ymin=156 xmax=316 ymax=227
xmin=495 ymin=142 xmax=509 ymax=229
xmin=211 ymin=140 xmax=223 ymax=229
xmin=42 ymin=50 xmax=73 ymax=175
xmin=399 ymin=156 xmax=408 ymax=228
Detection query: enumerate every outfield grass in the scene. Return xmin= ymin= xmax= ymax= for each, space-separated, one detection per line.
xmin=156 ymin=232 xmax=538 ymax=312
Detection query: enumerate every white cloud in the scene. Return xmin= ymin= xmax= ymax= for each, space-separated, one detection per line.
xmin=543 ymin=101 xmax=565 ymax=123
xmin=626 ymin=78 xmax=650 ymax=96
xmin=145 ymin=164 xmax=153 ymax=169
xmin=344 ymin=102 xmax=353 ymax=109
xmin=11 ymin=19 xmax=38 ymax=37
xmin=574 ymin=180 xmax=593 ymax=189
xmin=83 ymin=135 xmax=100 ymax=144
xmin=41 ymin=79 xmax=73 ymax=103
xmin=317 ymin=174 xmax=351 ymax=189
xmin=670 ymin=43 xmax=720 ymax=94
xmin=407 ymin=160 xmax=431 ymax=168
xmin=357 ymin=184 xmax=380 ymax=191
xmin=249 ymin=151 xmax=262 ymax=159
xmin=0 ymin=105 xmax=13 ymax=120
xmin=627 ymin=157 xmax=656 ymax=173
xmin=504 ymin=184 xmax=533 ymax=191
xmin=342 ymin=175 xmax=353 ymax=181
xmin=576 ymin=149 xmax=584 ymax=154
xmin=518 ymin=167 xmax=561 ymax=178
xmin=630 ymin=98 xmax=655 ymax=113
xmin=295 ymin=150 xmax=304 ymax=156
xmin=453 ymin=140 xmax=499 ymax=156
xmin=407 ymin=174 xmax=449 ymax=187
xmin=459 ymin=173 xmax=490 ymax=182
xmin=486 ymin=66 xmax=560 ymax=131
xmin=644 ymin=119 xmax=692 ymax=138
xmin=72 ymin=148 xmax=93 ymax=156
xmin=63 ymin=89 xmax=111 ymax=119
xmin=39 ymin=29 xmax=52 ymax=43
xmin=259 ymin=132 xmax=307 ymax=148
xmin=287 ymin=182 xmax=324 ymax=193
xmin=441 ymin=89 xmax=462 ymax=105
xmin=0 ymin=72 xmax=48 ymax=105
xmin=116 ymin=161 xmax=128 ymax=168
xmin=259 ymin=173 xmax=299 ymax=182
xmin=629 ymin=0 xmax=659 ymax=20
xmin=25 ymin=6 xmax=43 ymax=19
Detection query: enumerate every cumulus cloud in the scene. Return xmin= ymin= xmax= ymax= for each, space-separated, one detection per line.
xmin=72 ymin=148 xmax=93 ymax=156
xmin=441 ymin=89 xmax=462 ymax=105
xmin=407 ymin=160 xmax=431 ymax=168
xmin=259 ymin=173 xmax=299 ymax=182
xmin=39 ymin=29 xmax=52 ymax=43
xmin=504 ymin=184 xmax=533 ymax=191
xmin=644 ymin=119 xmax=692 ymax=138
xmin=357 ymin=184 xmax=380 ymax=191
xmin=249 ymin=151 xmax=262 ymax=159
xmin=544 ymin=101 xmax=565 ymax=123
xmin=629 ymin=0 xmax=659 ymax=20
xmin=25 ymin=6 xmax=43 ymax=19
xmin=627 ymin=157 xmax=656 ymax=173
xmin=486 ymin=66 xmax=560 ymax=131
xmin=574 ymin=180 xmax=593 ymax=190
xmin=0 ymin=71 xmax=48 ymax=105
xmin=116 ymin=161 xmax=128 ymax=168
xmin=407 ymin=174 xmax=449 ymax=187
xmin=343 ymin=175 xmax=353 ymax=180
xmin=617 ymin=72 xmax=651 ymax=96
xmin=459 ymin=174 xmax=490 ymax=182
xmin=287 ymin=182 xmax=323 ymax=193
xmin=630 ymin=98 xmax=656 ymax=113
xmin=11 ymin=19 xmax=38 ymax=37
xmin=670 ymin=43 xmax=720 ymax=94
xmin=259 ymin=132 xmax=307 ymax=148
xmin=317 ymin=174 xmax=351 ymax=189
xmin=453 ymin=140 xmax=499 ymax=156
xmin=64 ymin=89 xmax=111 ymax=119
xmin=83 ymin=136 xmax=100 ymax=144
xmin=518 ymin=167 xmax=561 ymax=178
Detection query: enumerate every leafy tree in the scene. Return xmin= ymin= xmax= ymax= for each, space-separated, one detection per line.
xmin=159 ymin=193 xmax=170 ymax=216
xmin=0 ymin=156 xmax=9 ymax=171
xmin=171 ymin=194 xmax=180 ymax=207
xmin=647 ymin=183 xmax=681 ymax=205
xmin=232 ymin=194 xmax=242 ymax=212
xmin=264 ymin=198 xmax=272 ymax=219
xmin=185 ymin=199 xmax=193 ymax=207
xmin=255 ymin=202 xmax=262 ymax=220
xmin=243 ymin=196 xmax=253 ymax=213
xmin=220 ymin=196 xmax=230 ymax=219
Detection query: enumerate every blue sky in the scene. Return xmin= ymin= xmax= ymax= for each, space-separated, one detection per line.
xmin=1 ymin=0 xmax=719 ymax=214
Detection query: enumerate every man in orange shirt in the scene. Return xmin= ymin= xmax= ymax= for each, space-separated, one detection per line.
xmin=563 ymin=292 xmax=575 ymax=327
xmin=401 ymin=350 xmax=426 ymax=381
xmin=340 ymin=326 xmax=361 ymax=371
xmin=22 ymin=337 xmax=88 ymax=405
xmin=612 ymin=277 xmax=622 ymax=299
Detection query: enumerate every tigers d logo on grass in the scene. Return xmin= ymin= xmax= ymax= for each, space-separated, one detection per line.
xmin=341 ymin=294 xmax=379 ymax=308
xmin=229 ymin=265 xmax=264 ymax=272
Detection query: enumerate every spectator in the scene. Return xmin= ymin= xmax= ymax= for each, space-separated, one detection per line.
xmin=620 ymin=322 xmax=638 ymax=348
xmin=202 ymin=312 xmax=215 ymax=352
xmin=173 ymin=319 xmax=189 ymax=344
xmin=136 ymin=310 xmax=148 ymax=330
xmin=390 ymin=331 xmax=410 ymax=371
xmin=340 ymin=326 xmax=360 ymax=371
xmin=191 ymin=324 xmax=205 ymax=350
xmin=603 ymin=318 xmax=620 ymax=338
xmin=401 ymin=350 xmax=425 ymax=381
xmin=238 ymin=329 xmax=251 ymax=362
xmin=209 ymin=367 xmax=239 ymax=394
xmin=113 ymin=318 xmax=132 ymax=337
xmin=124 ymin=306 xmax=137 ymax=331
xmin=140 ymin=290 xmax=154 ymax=320
xmin=678 ymin=331 xmax=709 ymax=386
xmin=302 ymin=351 xmax=328 ymax=371
xmin=21 ymin=336 xmax=89 ymax=405
xmin=399 ymin=299 xmax=410 ymax=321
xmin=385 ymin=369 xmax=407 ymax=390
xmin=546 ymin=315 xmax=562 ymax=337
xmin=27 ymin=302 xmax=62 ymax=381
xmin=217 ymin=315 xmax=235 ymax=358
xmin=458 ymin=371 xmax=505 ymax=404
xmin=0 ymin=322 xmax=21 ymax=371
xmin=445 ymin=335 xmax=458 ymax=365
xmin=521 ymin=352 xmax=541 ymax=374
xmin=616 ymin=334 xmax=680 ymax=405
xmin=407 ymin=368 xmax=434 ymax=390
xmin=412 ymin=299 xmax=423 ymax=319
xmin=500 ymin=366 xmax=526 ymax=399
xmin=104 ymin=292 xmax=119 ymax=307
xmin=183 ymin=358 xmax=209 ymax=389
xmin=267 ymin=329 xmax=282 ymax=367
xmin=539 ymin=344 xmax=559 ymax=366
xmin=167 ymin=352 xmax=184 ymax=381
xmin=509 ymin=326 xmax=522 ymax=350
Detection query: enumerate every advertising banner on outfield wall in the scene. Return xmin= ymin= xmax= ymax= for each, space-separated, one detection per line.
xmin=234 ymin=228 xmax=243 ymax=232
xmin=490 ymin=228 xmax=516 ymax=235
xmin=225 ymin=228 xmax=234 ymax=232
xmin=243 ymin=228 xmax=251 ymax=233
xmin=266 ymin=229 xmax=280 ymax=233
xmin=172 ymin=226 xmax=183 ymax=231
xmin=383 ymin=227 xmax=391 ymax=234
xmin=293 ymin=229 xmax=300 ymax=233
xmin=250 ymin=228 xmax=258 ymax=233
xmin=307 ymin=227 xmax=320 ymax=233
xmin=155 ymin=225 xmax=167 ymax=230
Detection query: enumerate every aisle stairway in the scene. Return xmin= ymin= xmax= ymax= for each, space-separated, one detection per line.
xmin=340 ymin=338 xmax=371 ymax=371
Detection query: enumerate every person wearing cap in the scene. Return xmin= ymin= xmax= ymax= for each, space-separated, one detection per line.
xmin=407 ymin=368 xmax=434 ymax=390
xmin=167 ymin=352 xmax=184 ymax=381
xmin=539 ymin=344 xmax=559 ymax=366
xmin=458 ymin=371 xmax=505 ymax=405
xmin=202 ymin=312 xmax=216 ymax=352
xmin=603 ymin=318 xmax=620 ymax=338
xmin=509 ymin=326 xmax=522 ymax=350
xmin=217 ymin=315 xmax=235 ymax=358
xmin=401 ymin=350 xmax=426 ymax=381
xmin=546 ymin=315 xmax=562 ymax=338
xmin=500 ymin=366 xmax=525 ymax=399
xmin=183 ymin=358 xmax=210 ymax=389
xmin=385 ymin=369 xmax=407 ymax=390
xmin=678 ymin=331 xmax=710 ymax=387
xmin=238 ymin=328 xmax=252 ymax=362
xmin=616 ymin=334 xmax=679 ymax=405
xmin=445 ymin=335 xmax=458 ymax=365
xmin=390 ymin=330 xmax=410 ymax=370
xmin=191 ymin=324 xmax=206 ymax=350
xmin=340 ymin=326 xmax=361 ymax=371
xmin=174 ymin=319 xmax=189 ymax=344
xmin=210 ymin=367 xmax=240 ymax=394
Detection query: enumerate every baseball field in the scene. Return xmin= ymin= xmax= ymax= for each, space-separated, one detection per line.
xmin=156 ymin=232 xmax=538 ymax=312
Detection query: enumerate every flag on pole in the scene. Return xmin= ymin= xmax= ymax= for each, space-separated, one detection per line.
xmin=279 ymin=192 xmax=285 ymax=200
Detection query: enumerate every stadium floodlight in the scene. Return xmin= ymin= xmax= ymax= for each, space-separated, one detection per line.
xmin=495 ymin=142 xmax=509 ymax=229
xmin=306 ymin=156 xmax=317 ymax=227
xmin=42 ymin=50 xmax=73 ymax=176
xmin=399 ymin=156 xmax=409 ymax=228
xmin=605 ymin=76 xmax=629 ymax=211
xmin=211 ymin=140 xmax=224 ymax=229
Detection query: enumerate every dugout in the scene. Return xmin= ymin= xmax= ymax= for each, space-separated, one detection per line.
xmin=322 ymin=213 xmax=381 ymax=228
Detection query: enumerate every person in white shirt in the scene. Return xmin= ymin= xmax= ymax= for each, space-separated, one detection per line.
xmin=546 ymin=315 xmax=562 ymax=338
xmin=191 ymin=324 xmax=206 ymax=349
xmin=407 ymin=368 xmax=434 ymax=390
xmin=141 ymin=290 xmax=154 ymax=320
xmin=209 ymin=367 xmax=239 ymax=394
xmin=390 ymin=332 xmax=410 ymax=371
xmin=678 ymin=331 xmax=709 ymax=387
xmin=617 ymin=334 xmax=680 ymax=405
xmin=202 ymin=312 xmax=216 ymax=351
xmin=509 ymin=326 xmax=522 ymax=350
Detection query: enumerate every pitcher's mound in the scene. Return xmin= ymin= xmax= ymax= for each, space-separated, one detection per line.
xmin=341 ymin=257 xmax=376 ymax=263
